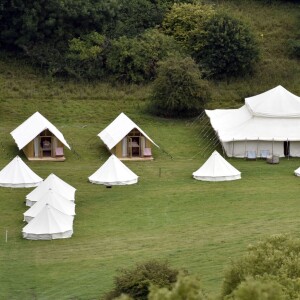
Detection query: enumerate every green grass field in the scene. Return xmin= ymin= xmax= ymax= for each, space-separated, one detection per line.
xmin=0 ymin=1 xmax=300 ymax=299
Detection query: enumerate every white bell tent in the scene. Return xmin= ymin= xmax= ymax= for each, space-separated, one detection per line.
xmin=193 ymin=150 xmax=241 ymax=181
xmin=24 ymin=189 xmax=76 ymax=223
xmin=206 ymin=86 xmax=300 ymax=158
xmin=26 ymin=173 xmax=76 ymax=207
xmin=0 ymin=156 xmax=43 ymax=188
xmin=22 ymin=204 xmax=74 ymax=240
xmin=88 ymin=154 xmax=138 ymax=186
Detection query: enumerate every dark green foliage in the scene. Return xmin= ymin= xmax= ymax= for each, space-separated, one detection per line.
xmin=222 ymin=234 xmax=300 ymax=299
xmin=0 ymin=0 xmax=119 ymax=50
xmin=149 ymin=56 xmax=210 ymax=118
xmin=106 ymin=29 xmax=181 ymax=83
xmin=65 ymin=32 xmax=108 ymax=79
xmin=104 ymin=260 xmax=179 ymax=300
xmin=192 ymin=13 xmax=259 ymax=79
xmin=149 ymin=274 xmax=209 ymax=300
xmin=106 ymin=0 xmax=168 ymax=38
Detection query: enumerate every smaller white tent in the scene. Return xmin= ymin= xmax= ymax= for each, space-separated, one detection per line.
xmin=0 ymin=156 xmax=43 ymax=188
xmin=26 ymin=173 xmax=76 ymax=206
xmin=193 ymin=150 xmax=241 ymax=182
xmin=88 ymin=154 xmax=138 ymax=186
xmin=22 ymin=204 xmax=74 ymax=240
xmin=294 ymin=167 xmax=300 ymax=176
xmin=24 ymin=189 xmax=76 ymax=223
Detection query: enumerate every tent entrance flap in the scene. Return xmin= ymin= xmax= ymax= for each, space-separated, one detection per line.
xmin=284 ymin=141 xmax=290 ymax=157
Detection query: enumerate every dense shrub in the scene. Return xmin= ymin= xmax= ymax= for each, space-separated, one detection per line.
xmin=104 ymin=260 xmax=179 ymax=300
xmin=0 ymin=0 xmax=119 ymax=50
xmin=162 ymin=3 xmax=215 ymax=47
xmin=192 ymin=13 xmax=259 ymax=79
xmin=226 ymin=277 xmax=286 ymax=300
xmin=106 ymin=0 xmax=168 ymax=38
xmin=148 ymin=274 xmax=209 ymax=300
xmin=222 ymin=234 xmax=300 ymax=299
xmin=149 ymin=56 xmax=210 ymax=118
xmin=106 ymin=29 xmax=181 ymax=83
xmin=65 ymin=32 xmax=108 ymax=79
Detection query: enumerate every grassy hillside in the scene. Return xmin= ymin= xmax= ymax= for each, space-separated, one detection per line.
xmin=0 ymin=1 xmax=300 ymax=299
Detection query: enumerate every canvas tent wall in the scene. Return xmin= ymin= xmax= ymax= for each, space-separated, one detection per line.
xmin=193 ymin=150 xmax=241 ymax=181
xmin=98 ymin=112 xmax=159 ymax=159
xmin=26 ymin=173 xmax=76 ymax=207
xmin=206 ymin=86 xmax=300 ymax=158
xmin=88 ymin=154 xmax=138 ymax=186
xmin=0 ymin=156 xmax=43 ymax=188
xmin=22 ymin=204 xmax=74 ymax=240
xmin=10 ymin=112 xmax=71 ymax=161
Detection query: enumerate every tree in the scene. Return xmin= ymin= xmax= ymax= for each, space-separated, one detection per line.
xmin=104 ymin=260 xmax=179 ymax=300
xmin=106 ymin=29 xmax=181 ymax=83
xmin=149 ymin=55 xmax=210 ymax=118
xmin=222 ymin=234 xmax=300 ymax=299
xmin=162 ymin=3 xmax=215 ymax=48
xmin=192 ymin=12 xmax=259 ymax=79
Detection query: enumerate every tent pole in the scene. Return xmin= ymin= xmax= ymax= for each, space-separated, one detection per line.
xmin=244 ymin=138 xmax=247 ymax=158
xmin=287 ymin=138 xmax=290 ymax=160
xmin=232 ymin=138 xmax=235 ymax=158
xmin=272 ymin=138 xmax=274 ymax=156
xmin=257 ymin=137 xmax=259 ymax=158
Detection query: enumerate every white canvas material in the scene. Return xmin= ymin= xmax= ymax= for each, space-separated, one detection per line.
xmin=206 ymin=86 xmax=300 ymax=157
xmin=88 ymin=154 xmax=138 ymax=185
xmin=26 ymin=173 xmax=76 ymax=206
xmin=294 ymin=167 xmax=300 ymax=176
xmin=24 ymin=189 xmax=76 ymax=223
xmin=98 ymin=112 xmax=159 ymax=150
xmin=193 ymin=151 xmax=241 ymax=181
xmin=0 ymin=156 xmax=43 ymax=188
xmin=11 ymin=111 xmax=71 ymax=150
xmin=22 ymin=204 xmax=74 ymax=240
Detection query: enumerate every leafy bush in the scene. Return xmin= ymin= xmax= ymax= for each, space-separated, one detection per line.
xmin=106 ymin=0 xmax=168 ymax=38
xmin=106 ymin=29 xmax=181 ymax=83
xmin=226 ymin=277 xmax=287 ymax=300
xmin=192 ymin=12 xmax=259 ymax=79
xmin=0 ymin=0 xmax=119 ymax=50
xmin=162 ymin=3 xmax=215 ymax=47
xmin=104 ymin=260 xmax=179 ymax=300
xmin=65 ymin=32 xmax=108 ymax=79
xmin=222 ymin=234 xmax=300 ymax=299
xmin=148 ymin=274 xmax=209 ymax=300
xmin=149 ymin=55 xmax=210 ymax=118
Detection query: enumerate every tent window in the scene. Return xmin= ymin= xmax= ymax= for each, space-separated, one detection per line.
xmin=284 ymin=141 xmax=290 ymax=157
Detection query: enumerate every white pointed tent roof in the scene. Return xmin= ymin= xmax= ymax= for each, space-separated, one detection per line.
xmin=0 ymin=156 xmax=43 ymax=188
xmin=24 ymin=189 xmax=76 ymax=223
xmin=22 ymin=204 xmax=74 ymax=240
xmin=206 ymin=86 xmax=300 ymax=142
xmin=245 ymin=85 xmax=300 ymax=117
xmin=193 ymin=151 xmax=241 ymax=181
xmin=88 ymin=154 xmax=138 ymax=185
xmin=98 ymin=112 xmax=159 ymax=150
xmin=10 ymin=112 xmax=71 ymax=150
xmin=26 ymin=173 xmax=76 ymax=206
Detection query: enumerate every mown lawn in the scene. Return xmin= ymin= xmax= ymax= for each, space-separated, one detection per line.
xmin=0 ymin=0 xmax=300 ymax=298
xmin=0 ymin=92 xmax=300 ymax=299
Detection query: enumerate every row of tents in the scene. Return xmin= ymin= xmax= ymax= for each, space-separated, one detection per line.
xmin=22 ymin=174 xmax=77 ymax=240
